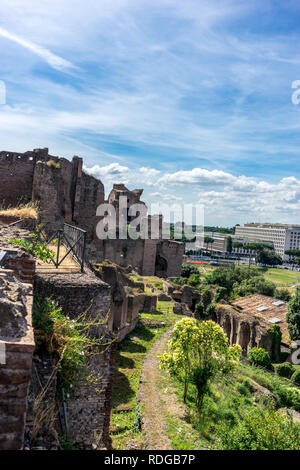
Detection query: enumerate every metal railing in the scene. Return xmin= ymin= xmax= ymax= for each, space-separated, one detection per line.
xmin=36 ymin=223 xmax=87 ymax=272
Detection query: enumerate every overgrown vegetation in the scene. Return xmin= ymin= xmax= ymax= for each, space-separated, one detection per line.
xmin=287 ymin=285 xmax=300 ymax=340
xmin=32 ymin=296 xmax=108 ymax=395
xmin=160 ymin=319 xmax=242 ymax=409
xmin=7 ymin=233 xmax=55 ymax=263
xmin=0 ymin=201 xmax=38 ymax=219
xmin=160 ymin=331 xmax=300 ymax=450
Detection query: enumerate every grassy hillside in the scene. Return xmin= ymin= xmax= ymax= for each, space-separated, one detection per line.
xmin=159 ymin=359 xmax=300 ymax=450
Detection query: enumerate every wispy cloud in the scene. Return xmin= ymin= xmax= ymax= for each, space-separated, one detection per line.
xmin=0 ymin=26 xmax=76 ymax=71
xmin=0 ymin=0 xmax=300 ymax=224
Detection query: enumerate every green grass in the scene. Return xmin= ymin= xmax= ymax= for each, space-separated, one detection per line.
xmin=109 ymin=301 xmax=183 ymax=450
xmin=259 ymin=267 xmax=300 ymax=287
xmin=158 ymin=360 xmax=300 ymax=450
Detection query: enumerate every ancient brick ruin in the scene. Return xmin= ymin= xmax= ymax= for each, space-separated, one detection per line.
xmin=0 ymin=148 xmax=104 ymax=238
xmin=0 ymin=150 xmax=184 ymax=277
xmin=0 ymin=148 xmax=185 ymax=449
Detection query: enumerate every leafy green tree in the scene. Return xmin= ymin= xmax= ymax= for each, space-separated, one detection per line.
xmin=160 ymin=318 xmax=201 ymax=403
xmin=227 ymin=236 xmax=233 ymax=253
xmin=287 ymin=286 xmax=300 ymax=340
xmin=256 ymin=249 xmax=282 ymax=266
xmin=204 ymin=236 xmax=214 ymax=252
xmin=181 ymin=264 xmax=199 ymax=278
xmin=285 ymin=249 xmax=300 ymax=257
xmin=248 ymin=347 xmax=272 ymax=370
xmin=161 ymin=319 xmax=241 ymax=410
xmin=232 ymin=241 xmax=244 ymax=250
xmin=215 ymin=286 xmax=228 ymax=302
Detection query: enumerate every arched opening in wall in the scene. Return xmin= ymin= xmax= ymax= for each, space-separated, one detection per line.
xmin=155 ymin=254 xmax=168 ymax=277
xmin=238 ymin=322 xmax=251 ymax=355
xmin=223 ymin=315 xmax=232 ymax=343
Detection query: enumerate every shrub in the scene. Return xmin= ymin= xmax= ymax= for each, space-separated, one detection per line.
xmin=194 ymin=302 xmax=206 ymax=319
xmin=274 ymin=288 xmax=291 ymax=302
xmin=275 ymin=362 xmax=294 ymax=379
xmin=215 ymin=286 xmax=227 ymax=302
xmin=248 ymin=347 xmax=272 ymax=370
xmin=187 ymin=273 xmax=200 ymax=287
xmin=291 ymin=370 xmax=300 ymax=386
xmin=181 ymin=264 xmax=199 ymax=278
xmin=46 ymin=159 xmax=60 ymax=169
xmin=287 ymin=287 xmax=300 ymax=340
xmin=217 ymin=407 xmax=300 ymax=450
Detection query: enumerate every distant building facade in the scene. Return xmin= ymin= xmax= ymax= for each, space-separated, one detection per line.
xmin=235 ymin=223 xmax=300 ymax=260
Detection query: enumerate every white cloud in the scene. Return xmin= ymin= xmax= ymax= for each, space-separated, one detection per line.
xmin=0 ymin=27 xmax=76 ymax=71
xmin=84 ymin=162 xmax=129 ymax=178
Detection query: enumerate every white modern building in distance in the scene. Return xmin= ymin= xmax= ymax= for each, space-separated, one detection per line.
xmin=235 ymin=223 xmax=300 ymax=260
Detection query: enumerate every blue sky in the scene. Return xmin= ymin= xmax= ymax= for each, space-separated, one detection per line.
xmin=0 ymin=0 xmax=300 ymax=225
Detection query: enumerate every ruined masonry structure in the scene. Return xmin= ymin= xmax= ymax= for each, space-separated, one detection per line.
xmin=0 ymin=148 xmax=104 ymax=239
xmin=0 ymin=150 xmax=184 ymax=277
xmin=97 ymin=184 xmax=184 ymax=278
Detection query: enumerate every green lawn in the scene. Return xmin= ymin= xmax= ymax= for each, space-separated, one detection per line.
xmin=259 ymin=267 xmax=300 ymax=287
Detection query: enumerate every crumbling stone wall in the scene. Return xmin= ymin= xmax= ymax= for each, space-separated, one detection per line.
xmin=213 ymin=304 xmax=273 ymax=357
xmin=0 ymin=150 xmax=37 ymax=206
xmin=34 ymin=271 xmax=114 ymax=448
xmin=101 ymin=238 xmax=184 ymax=278
xmin=0 ymin=271 xmax=34 ymax=450
xmin=0 ymin=148 xmax=104 ymax=241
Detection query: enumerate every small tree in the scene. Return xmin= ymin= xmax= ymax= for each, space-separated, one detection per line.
xmin=201 ymin=286 xmax=214 ymax=310
xmin=204 ymin=236 xmax=214 ymax=253
xmin=161 ymin=319 xmax=241 ymax=410
xmin=160 ymin=318 xmax=200 ymax=403
xmin=287 ymin=286 xmax=300 ymax=340
xmin=227 ymin=236 xmax=233 ymax=254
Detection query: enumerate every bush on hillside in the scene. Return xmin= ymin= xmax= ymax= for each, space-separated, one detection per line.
xmin=217 ymin=407 xmax=300 ymax=450
xmin=291 ymin=370 xmax=300 ymax=386
xmin=276 ymin=362 xmax=294 ymax=379
xmin=215 ymin=286 xmax=228 ymax=302
xmin=248 ymin=347 xmax=272 ymax=370
xmin=274 ymin=288 xmax=291 ymax=302
xmin=181 ymin=264 xmax=199 ymax=278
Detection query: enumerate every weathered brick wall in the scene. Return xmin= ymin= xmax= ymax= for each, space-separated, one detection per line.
xmin=0 ymin=151 xmax=36 ymax=207
xmin=0 ymin=275 xmax=34 ymax=450
xmin=103 ymin=239 xmax=146 ymax=273
xmin=34 ymin=271 xmax=116 ymax=448
xmin=157 ymin=240 xmax=184 ymax=277
xmin=0 ymin=148 xmax=104 ymax=242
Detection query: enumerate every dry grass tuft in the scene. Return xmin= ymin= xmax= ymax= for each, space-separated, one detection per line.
xmin=0 ymin=201 xmax=39 ymax=219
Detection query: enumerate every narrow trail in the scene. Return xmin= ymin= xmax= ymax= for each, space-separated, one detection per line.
xmin=137 ymin=327 xmax=192 ymax=450
xmin=137 ymin=328 xmax=173 ymax=450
